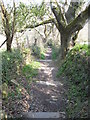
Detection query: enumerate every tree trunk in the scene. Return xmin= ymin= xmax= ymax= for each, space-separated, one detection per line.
xmin=60 ymin=34 xmax=69 ymax=59
xmin=7 ymin=37 xmax=12 ymax=52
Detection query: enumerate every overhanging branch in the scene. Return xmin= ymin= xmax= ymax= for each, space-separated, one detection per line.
xmin=50 ymin=1 xmax=65 ymax=32
xmin=0 ymin=39 xmax=7 ymax=48
xmin=66 ymin=4 xmax=90 ymax=34
xmin=0 ymin=0 xmax=11 ymax=37
xmin=55 ymin=0 xmax=67 ymax=26
xmin=18 ymin=18 xmax=55 ymax=32
xmin=11 ymin=0 xmax=16 ymax=41
xmin=26 ymin=18 xmax=54 ymax=28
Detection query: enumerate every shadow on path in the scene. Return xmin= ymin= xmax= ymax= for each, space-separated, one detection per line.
xmin=28 ymin=46 xmax=67 ymax=114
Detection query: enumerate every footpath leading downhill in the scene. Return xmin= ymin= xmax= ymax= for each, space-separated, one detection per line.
xmin=22 ymin=47 xmax=67 ymax=119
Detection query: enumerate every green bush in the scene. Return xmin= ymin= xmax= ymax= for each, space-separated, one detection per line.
xmin=2 ymin=49 xmax=23 ymax=84
xmin=52 ymin=45 xmax=59 ymax=60
xmin=40 ymin=53 xmax=45 ymax=59
xmin=31 ymin=45 xmax=41 ymax=57
xmin=57 ymin=44 xmax=89 ymax=118
xmin=22 ymin=61 xmax=40 ymax=81
xmin=31 ymin=45 xmax=45 ymax=59
xmin=1 ymin=49 xmax=40 ymax=116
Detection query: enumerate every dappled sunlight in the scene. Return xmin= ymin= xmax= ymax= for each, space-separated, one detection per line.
xmin=1 ymin=0 xmax=89 ymax=117
xmin=36 ymin=81 xmax=57 ymax=87
xmin=27 ymin=47 xmax=66 ymax=113
xmin=46 ymin=90 xmax=51 ymax=95
xmin=51 ymin=97 xmax=58 ymax=102
xmin=36 ymin=80 xmax=63 ymax=87
xmin=36 ymin=55 xmax=63 ymax=87
xmin=1 ymin=46 xmax=66 ymax=116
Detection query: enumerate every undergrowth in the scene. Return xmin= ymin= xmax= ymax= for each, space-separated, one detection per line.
xmin=2 ymin=49 xmax=23 ymax=84
xmin=52 ymin=45 xmax=59 ymax=60
xmin=57 ymin=44 xmax=89 ymax=118
xmin=31 ymin=45 xmax=45 ymax=59
xmin=22 ymin=61 xmax=40 ymax=81
xmin=1 ymin=48 xmax=40 ymax=117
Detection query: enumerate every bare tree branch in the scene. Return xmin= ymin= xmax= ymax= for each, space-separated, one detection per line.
xmin=55 ymin=0 xmax=67 ymax=26
xmin=50 ymin=1 xmax=65 ymax=32
xmin=11 ymin=0 xmax=16 ymax=41
xmin=65 ymin=0 xmax=85 ymax=23
xmin=0 ymin=0 xmax=10 ymax=37
xmin=0 ymin=39 xmax=7 ymax=48
xmin=66 ymin=4 xmax=90 ymax=34
xmin=35 ymin=28 xmax=44 ymax=39
xmin=18 ymin=18 xmax=55 ymax=32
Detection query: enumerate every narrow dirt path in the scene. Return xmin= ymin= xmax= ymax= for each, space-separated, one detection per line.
xmin=28 ymin=47 xmax=67 ymax=115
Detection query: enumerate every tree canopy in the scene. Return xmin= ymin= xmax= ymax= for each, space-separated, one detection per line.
xmin=0 ymin=0 xmax=90 ymax=58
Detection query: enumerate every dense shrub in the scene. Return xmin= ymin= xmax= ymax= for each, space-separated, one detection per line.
xmin=31 ymin=45 xmax=41 ymax=56
xmin=31 ymin=45 xmax=45 ymax=59
xmin=52 ymin=45 xmax=59 ymax=60
xmin=2 ymin=49 xmax=23 ymax=84
xmin=1 ymin=48 xmax=40 ymax=117
xmin=57 ymin=44 xmax=89 ymax=118
xmin=22 ymin=61 xmax=40 ymax=80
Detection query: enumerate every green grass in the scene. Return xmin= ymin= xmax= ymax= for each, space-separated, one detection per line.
xmin=29 ymin=61 xmax=41 ymax=68
xmin=22 ymin=61 xmax=40 ymax=80
xmin=57 ymin=44 xmax=89 ymax=118
xmin=51 ymin=45 xmax=59 ymax=60
xmin=40 ymin=52 xmax=45 ymax=59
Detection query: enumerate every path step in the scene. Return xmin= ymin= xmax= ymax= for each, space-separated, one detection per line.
xmin=22 ymin=112 xmax=66 ymax=119
xmin=37 ymin=59 xmax=52 ymax=62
